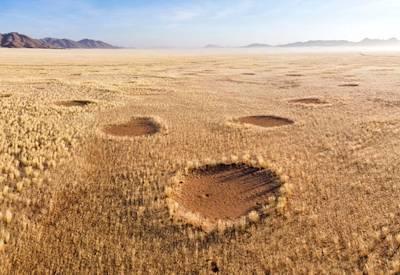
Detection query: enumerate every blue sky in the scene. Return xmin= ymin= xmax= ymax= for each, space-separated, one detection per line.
xmin=0 ymin=0 xmax=399 ymax=48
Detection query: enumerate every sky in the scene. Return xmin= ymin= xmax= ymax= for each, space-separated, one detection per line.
xmin=0 ymin=0 xmax=399 ymax=48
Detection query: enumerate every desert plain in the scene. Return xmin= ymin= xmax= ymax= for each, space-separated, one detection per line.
xmin=0 ymin=49 xmax=400 ymax=273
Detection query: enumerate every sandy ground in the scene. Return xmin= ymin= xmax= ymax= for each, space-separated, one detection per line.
xmin=0 ymin=49 xmax=400 ymax=273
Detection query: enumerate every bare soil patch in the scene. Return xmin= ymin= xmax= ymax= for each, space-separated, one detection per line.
xmin=238 ymin=115 xmax=294 ymax=128
xmin=103 ymin=117 xmax=159 ymax=137
xmin=277 ymin=80 xmax=301 ymax=89
xmin=173 ymin=163 xmax=281 ymax=220
xmin=339 ymin=83 xmax=359 ymax=87
xmin=289 ymin=98 xmax=327 ymax=105
xmin=57 ymin=100 xmax=94 ymax=107
xmin=286 ymin=73 xmax=303 ymax=77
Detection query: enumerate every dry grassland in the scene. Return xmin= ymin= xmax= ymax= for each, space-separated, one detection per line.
xmin=0 ymin=49 xmax=400 ymax=273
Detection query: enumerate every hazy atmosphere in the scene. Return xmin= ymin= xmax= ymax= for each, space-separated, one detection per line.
xmin=1 ymin=0 xmax=400 ymax=47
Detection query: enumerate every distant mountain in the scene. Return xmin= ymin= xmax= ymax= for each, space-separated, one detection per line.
xmin=280 ymin=40 xmax=353 ymax=47
xmin=279 ymin=38 xmax=400 ymax=48
xmin=42 ymin=37 xmax=118 ymax=49
xmin=204 ymin=44 xmax=224 ymax=48
xmin=236 ymin=38 xmax=400 ymax=48
xmin=356 ymin=37 xmax=400 ymax=46
xmin=0 ymin=32 xmax=118 ymax=49
xmin=0 ymin=32 xmax=53 ymax=48
xmin=76 ymin=39 xmax=117 ymax=49
xmin=41 ymin=38 xmax=82 ymax=48
xmin=243 ymin=43 xmax=272 ymax=48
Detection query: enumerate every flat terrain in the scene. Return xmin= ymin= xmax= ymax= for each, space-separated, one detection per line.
xmin=0 ymin=49 xmax=400 ymax=273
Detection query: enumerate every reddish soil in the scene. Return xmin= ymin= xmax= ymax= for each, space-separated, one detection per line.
xmin=238 ymin=115 xmax=294 ymax=128
xmin=103 ymin=118 xmax=159 ymax=137
xmin=174 ymin=163 xmax=281 ymax=220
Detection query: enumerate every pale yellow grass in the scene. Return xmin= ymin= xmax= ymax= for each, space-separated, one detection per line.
xmin=0 ymin=49 xmax=400 ymax=273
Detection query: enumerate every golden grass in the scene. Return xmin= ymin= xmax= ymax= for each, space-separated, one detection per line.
xmin=0 ymin=49 xmax=400 ymax=273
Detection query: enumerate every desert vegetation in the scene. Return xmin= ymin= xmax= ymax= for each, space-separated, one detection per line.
xmin=0 ymin=49 xmax=400 ymax=273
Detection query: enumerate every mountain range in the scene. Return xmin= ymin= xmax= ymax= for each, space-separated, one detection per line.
xmin=1 ymin=32 xmax=399 ymax=49
xmin=0 ymin=32 xmax=118 ymax=49
xmin=279 ymin=38 xmax=400 ymax=48
xmin=207 ymin=38 xmax=400 ymax=48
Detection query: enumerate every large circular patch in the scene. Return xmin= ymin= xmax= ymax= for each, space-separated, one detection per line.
xmin=56 ymin=100 xmax=94 ymax=107
xmin=170 ymin=163 xmax=282 ymax=222
xmin=289 ymin=98 xmax=327 ymax=105
xmin=238 ymin=115 xmax=294 ymax=128
xmin=103 ymin=117 xmax=159 ymax=137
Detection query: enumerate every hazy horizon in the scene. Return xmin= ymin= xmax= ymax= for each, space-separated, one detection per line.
xmin=1 ymin=0 xmax=399 ymax=48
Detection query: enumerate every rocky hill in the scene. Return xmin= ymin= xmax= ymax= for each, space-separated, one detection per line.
xmin=0 ymin=32 xmax=118 ymax=49
xmin=0 ymin=32 xmax=53 ymax=48
xmin=42 ymin=37 xmax=117 ymax=49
